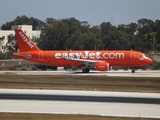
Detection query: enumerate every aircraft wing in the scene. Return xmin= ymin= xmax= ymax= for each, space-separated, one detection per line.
xmin=67 ymin=58 xmax=105 ymax=64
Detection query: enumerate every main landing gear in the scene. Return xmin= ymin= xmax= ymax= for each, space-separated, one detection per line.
xmin=131 ymin=67 xmax=135 ymax=73
xmin=82 ymin=68 xmax=90 ymax=73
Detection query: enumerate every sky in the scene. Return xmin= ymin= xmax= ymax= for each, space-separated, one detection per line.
xmin=0 ymin=0 xmax=160 ymax=27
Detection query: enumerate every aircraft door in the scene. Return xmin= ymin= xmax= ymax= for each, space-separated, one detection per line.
xmin=38 ymin=52 xmax=43 ymax=61
xmin=131 ymin=52 xmax=135 ymax=61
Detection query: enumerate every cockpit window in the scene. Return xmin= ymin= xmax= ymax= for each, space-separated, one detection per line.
xmin=140 ymin=54 xmax=143 ymax=58
xmin=139 ymin=54 xmax=144 ymax=60
xmin=143 ymin=54 xmax=147 ymax=58
xmin=139 ymin=54 xmax=147 ymax=60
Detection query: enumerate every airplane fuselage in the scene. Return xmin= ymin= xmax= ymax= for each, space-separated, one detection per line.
xmin=13 ymin=28 xmax=152 ymax=73
xmin=13 ymin=50 xmax=151 ymax=67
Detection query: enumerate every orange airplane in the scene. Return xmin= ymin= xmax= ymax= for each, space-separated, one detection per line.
xmin=12 ymin=29 xmax=152 ymax=73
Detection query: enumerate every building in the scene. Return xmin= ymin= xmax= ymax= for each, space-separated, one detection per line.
xmin=0 ymin=25 xmax=41 ymax=53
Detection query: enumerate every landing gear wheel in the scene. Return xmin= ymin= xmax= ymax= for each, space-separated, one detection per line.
xmin=132 ymin=69 xmax=135 ymax=73
xmin=82 ymin=68 xmax=90 ymax=73
xmin=82 ymin=69 xmax=86 ymax=73
xmin=86 ymin=68 xmax=90 ymax=73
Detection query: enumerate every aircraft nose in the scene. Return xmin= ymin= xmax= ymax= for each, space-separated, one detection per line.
xmin=145 ymin=57 xmax=152 ymax=64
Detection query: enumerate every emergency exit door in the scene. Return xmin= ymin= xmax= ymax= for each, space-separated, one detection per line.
xmin=39 ymin=52 xmax=43 ymax=61
xmin=131 ymin=52 xmax=135 ymax=61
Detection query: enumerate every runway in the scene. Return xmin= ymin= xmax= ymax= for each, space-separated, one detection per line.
xmin=0 ymin=89 xmax=160 ymax=118
xmin=0 ymin=70 xmax=160 ymax=77
xmin=1 ymin=94 xmax=160 ymax=104
xmin=0 ymin=89 xmax=160 ymax=104
xmin=0 ymin=70 xmax=160 ymax=118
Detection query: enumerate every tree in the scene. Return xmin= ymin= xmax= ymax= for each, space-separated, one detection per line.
xmin=37 ymin=20 xmax=68 ymax=50
xmin=2 ymin=16 xmax=160 ymax=53
xmin=1 ymin=15 xmax=45 ymax=30
xmin=5 ymin=34 xmax=18 ymax=52
xmin=100 ymin=22 xmax=113 ymax=49
xmin=138 ymin=18 xmax=155 ymax=35
xmin=155 ymin=20 xmax=160 ymax=51
xmin=90 ymin=26 xmax=104 ymax=50
xmin=62 ymin=17 xmax=83 ymax=50
xmin=0 ymin=36 xmax=5 ymax=46
xmin=142 ymin=32 xmax=156 ymax=51
xmin=45 ymin=17 xmax=57 ymax=25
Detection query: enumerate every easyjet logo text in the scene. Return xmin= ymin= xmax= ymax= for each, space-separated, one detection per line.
xmin=19 ymin=32 xmax=34 ymax=49
xmin=54 ymin=51 xmax=124 ymax=59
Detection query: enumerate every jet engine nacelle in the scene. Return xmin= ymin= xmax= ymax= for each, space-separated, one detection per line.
xmin=95 ymin=63 xmax=110 ymax=71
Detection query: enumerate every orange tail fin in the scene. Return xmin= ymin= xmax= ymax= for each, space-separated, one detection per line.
xmin=14 ymin=28 xmax=40 ymax=52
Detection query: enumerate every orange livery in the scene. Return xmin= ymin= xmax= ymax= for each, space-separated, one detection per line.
xmin=13 ymin=29 xmax=152 ymax=73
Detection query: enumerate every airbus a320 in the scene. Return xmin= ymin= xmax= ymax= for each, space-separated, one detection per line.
xmin=12 ymin=29 xmax=152 ymax=73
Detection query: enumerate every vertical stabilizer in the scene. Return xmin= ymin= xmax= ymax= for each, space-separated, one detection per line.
xmin=14 ymin=28 xmax=40 ymax=52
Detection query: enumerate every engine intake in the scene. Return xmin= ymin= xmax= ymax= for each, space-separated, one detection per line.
xmin=95 ymin=63 xmax=109 ymax=71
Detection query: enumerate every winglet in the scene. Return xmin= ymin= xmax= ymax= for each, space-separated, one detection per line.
xmin=14 ymin=28 xmax=40 ymax=52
